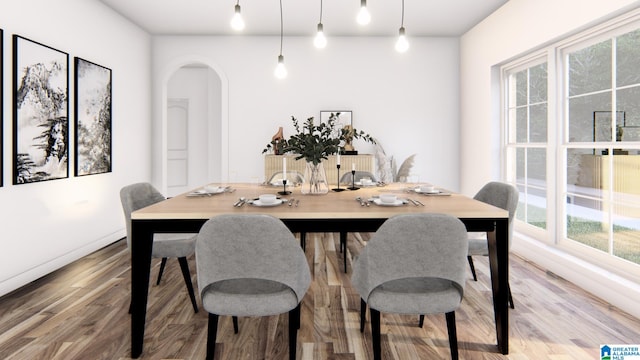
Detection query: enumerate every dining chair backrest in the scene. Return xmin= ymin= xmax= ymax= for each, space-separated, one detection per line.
xmin=340 ymin=171 xmax=377 ymax=184
xmin=473 ymin=181 xmax=519 ymax=247
xmin=267 ymin=171 xmax=305 ymax=185
xmin=196 ymin=214 xmax=311 ymax=304
xmin=352 ymin=213 xmax=468 ymax=302
xmin=120 ymin=182 xmax=166 ymax=249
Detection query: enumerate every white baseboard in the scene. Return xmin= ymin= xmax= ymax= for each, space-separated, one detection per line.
xmin=512 ymin=233 xmax=640 ymax=320
xmin=0 ymin=230 xmax=126 ymax=298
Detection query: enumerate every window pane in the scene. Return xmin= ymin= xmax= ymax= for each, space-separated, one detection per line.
xmin=529 ymin=63 xmax=548 ymax=103
xmin=613 ymin=204 xmax=640 ymax=265
xmin=527 ymin=185 xmax=547 ymax=229
xmin=527 ymin=148 xmax=546 ymax=182
xmin=567 ymin=148 xmax=606 ymax=198
xmin=515 ymin=70 xmax=527 ymax=106
xmin=569 ymin=92 xmax=611 ymax=142
xmin=617 ymin=86 xmax=640 ymax=141
xmin=568 ymin=40 xmax=612 ymax=96
xmin=566 ymin=196 xmax=608 ymax=252
xmin=616 ymin=28 xmax=640 ymax=87
xmin=530 ymin=103 xmax=547 ymax=142
xmin=516 ymin=148 xmax=525 ymax=182
xmin=516 ymin=107 xmax=528 ymax=142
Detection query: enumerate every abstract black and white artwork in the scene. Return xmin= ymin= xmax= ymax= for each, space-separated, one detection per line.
xmin=13 ymin=35 xmax=69 ymax=184
xmin=74 ymin=57 xmax=112 ymax=176
xmin=1 ymin=28 xmax=4 ymax=187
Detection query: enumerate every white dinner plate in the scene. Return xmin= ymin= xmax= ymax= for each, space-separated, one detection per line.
xmin=372 ymin=198 xmax=405 ymax=206
xmin=187 ymin=187 xmax=225 ymax=197
xmin=414 ymin=188 xmax=441 ymax=194
xmin=355 ymin=181 xmax=376 ymax=187
xmin=250 ymin=199 xmax=284 ymax=207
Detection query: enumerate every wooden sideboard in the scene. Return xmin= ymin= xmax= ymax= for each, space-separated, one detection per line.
xmin=264 ymin=154 xmax=375 ymax=185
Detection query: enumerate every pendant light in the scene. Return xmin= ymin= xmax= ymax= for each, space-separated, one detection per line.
xmin=274 ymin=0 xmax=287 ymax=79
xmin=395 ymin=0 xmax=409 ymax=52
xmin=230 ymin=0 xmax=245 ymax=31
xmin=314 ymin=0 xmax=327 ymax=48
xmin=357 ymin=0 xmax=371 ymax=25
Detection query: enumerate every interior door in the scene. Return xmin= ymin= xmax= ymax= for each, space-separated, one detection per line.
xmin=167 ymin=99 xmax=189 ymax=196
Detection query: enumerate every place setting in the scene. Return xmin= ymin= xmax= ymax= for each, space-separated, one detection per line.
xmin=186 ymin=185 xmax=234 ymax=197
xmin=234 ymin=194 xmax=298 ymax=207
xmin=408 ymin=184 xmax=451 ymax=196
xmin=356 ymin=193 xmax=419 ymax=206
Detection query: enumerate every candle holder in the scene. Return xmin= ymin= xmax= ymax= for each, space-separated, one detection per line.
xmin=277 ymin=179 xmax=291 ymax=195
xmin=332 ymin=164 xmax=345 ymax=192
xmin=347 ymin=169 xmax=360 ymax=190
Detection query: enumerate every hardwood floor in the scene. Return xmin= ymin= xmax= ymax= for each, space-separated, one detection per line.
xmin=0 ymin=233 xmax=638 ymax=359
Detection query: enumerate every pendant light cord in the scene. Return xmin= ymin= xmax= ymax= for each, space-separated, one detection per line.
xmin=279 ymin=0 xmax=284 ymax=56
xmin=400 ymin=0 xmax=405 ymax=27
xmin=319 ymin=0 xmax=323 ymax=23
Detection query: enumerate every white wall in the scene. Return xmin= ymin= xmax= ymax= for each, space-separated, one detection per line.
xmin=0 ymin=0 xmax=151 ymax=296
xmin=152 ymin=36 xmax=461 ymax=190
xmin=460 ymin=0 xmax=640 ymax=318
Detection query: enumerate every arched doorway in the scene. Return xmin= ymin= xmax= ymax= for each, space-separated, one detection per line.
xmin=160 ymin=59 xmax=229 ymax=196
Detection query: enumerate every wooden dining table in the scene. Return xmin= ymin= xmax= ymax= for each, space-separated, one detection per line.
xmin=130 ymin=182 xmax=510 ymax=357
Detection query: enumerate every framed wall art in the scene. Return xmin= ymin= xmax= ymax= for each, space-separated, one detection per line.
xmin=1 ymin=28 xmax=4 ymax=187
xmin=74 ymin=57 xmax=112 ymax=176
xmin=320 ymin=110 xmax=352 ymax=129
xmin=12 ymin=35 xmax=69 ymax=184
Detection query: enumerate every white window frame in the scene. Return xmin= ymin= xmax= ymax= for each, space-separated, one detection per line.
xmin=501 ymin=9 xmax=640 ymax=283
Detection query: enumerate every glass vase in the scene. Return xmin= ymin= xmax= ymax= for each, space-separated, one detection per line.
xmin=301 ymin=161 xmax=329 ymax=195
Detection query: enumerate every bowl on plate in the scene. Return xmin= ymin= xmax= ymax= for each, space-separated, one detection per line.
xmin=204 ymin=185 xmax=221 ymax=193
xmin=259 ymin=194 xmax=277 ymax=204
xmin=419 ymin=185 xmax=436 ymax=193
xmin=379 ymin=194 xmax=397 ymax=204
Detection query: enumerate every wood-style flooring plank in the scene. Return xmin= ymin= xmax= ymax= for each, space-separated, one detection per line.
xmin=0 ymin=234 xmax=639 ymax=359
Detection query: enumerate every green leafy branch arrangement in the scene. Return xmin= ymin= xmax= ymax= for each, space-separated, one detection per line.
xmin=262 ymin=114 xmax=375 ymax=166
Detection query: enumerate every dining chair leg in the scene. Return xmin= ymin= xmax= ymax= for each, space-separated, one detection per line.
xmin=370 ymin=308 xmax=381 ymax=360
xmin=445 ymin=311 xmax=459 ymax=360
xmin=206 ymin=313 xmax=219 ymax=360
xmin=360 ymin=298 xmax=367 ymax=332
xmin=156 ymin=257 xmax=168 ymax=285
xmin=232 ymin=316 xmax=239 ymax=334
xmin=177 ymin=257 xmax=199 ymax=313
xmin=419 ymin=314 xmax=424 ymax=328
xmin=288 ymin=307 xmax=298 ymax=360
xmin=300 ymin=232 xmax=306 ymax=251
xmin=467 ymin=256 xmax=477 ymax=281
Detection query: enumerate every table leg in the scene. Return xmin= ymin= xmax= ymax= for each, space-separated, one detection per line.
xmin=130 ymin=221 xmax=154 ymax=358
xmin=487 ymin=219 xmax=509 ymax=354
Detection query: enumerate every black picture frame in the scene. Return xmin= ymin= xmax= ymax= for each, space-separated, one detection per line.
xmin=12 ymin=35 xmax=69 ymax=184
xmin=1 ymin=28 xmax=4 ymax=187
xmin=320 ymin=110 xmax=352 ymax=128
xmin=74 ymin=57 xmax=112 ymax=176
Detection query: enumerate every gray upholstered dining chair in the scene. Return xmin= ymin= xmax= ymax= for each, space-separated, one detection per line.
xmin=467 ymin=181 xmax=519 ymax=309
xmin=352 ymin=213 xmax=468 ymax=360
xmin=120 ymin=182 xmax=198 ymax=313
xmin=339 ymin=170 xmax=377 ymax=185
xmin=196 ymin=214 xmax=311 ymax=360
xmin=267 ymin=170 xmax=305 ymax=186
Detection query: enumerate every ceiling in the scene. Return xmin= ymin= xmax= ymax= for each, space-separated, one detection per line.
xmin=97 ymin=0 xmax=509 ymax=37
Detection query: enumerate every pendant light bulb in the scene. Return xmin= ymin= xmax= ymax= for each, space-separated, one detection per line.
xmin=274 ymin=55 xmax=287 ymax=79
xmin=314 ymin=23 xmax=327 ymax=48
xmin=230 ymin=4 xmax=245 ymax=31
xmin=395 ymin=27 xmax=409 ymax=53
xmin=357 ymin=0 xmax=371 ymax=25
